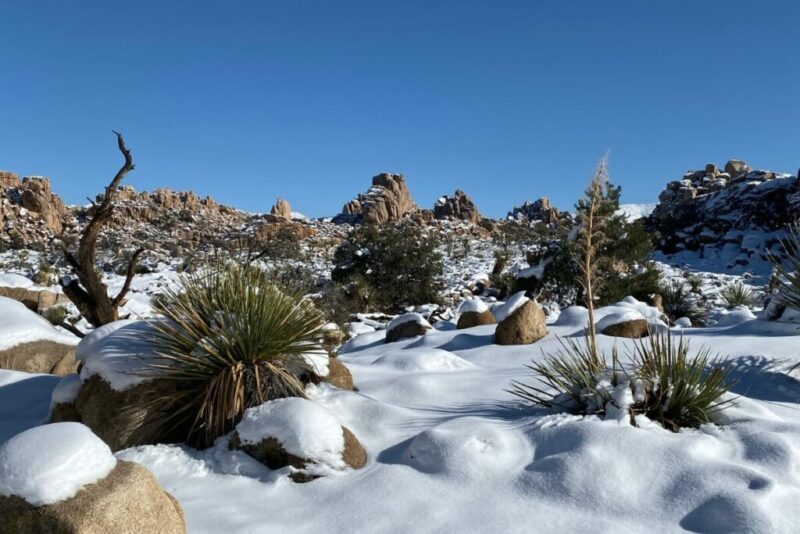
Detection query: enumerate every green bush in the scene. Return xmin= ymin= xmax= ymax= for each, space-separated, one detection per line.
xmin=660 ymin=281 xmax=708 ymax=326
xmin=768 ymin=223 xmax=800 ymax=313
xmin=143 ymin=263 xmax=326 ymax=448
xmin=720 ymin=281 xmax=755 ymax=308
xmin=332 ymin=221 xmax=444 ymax=311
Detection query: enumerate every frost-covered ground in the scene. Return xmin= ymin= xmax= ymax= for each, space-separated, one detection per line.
xmin=2 ymin=296 xmax=800 ymax=532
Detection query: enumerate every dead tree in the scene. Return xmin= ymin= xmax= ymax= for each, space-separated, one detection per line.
xmin=61 ymin=131 xmax=144 ymax=327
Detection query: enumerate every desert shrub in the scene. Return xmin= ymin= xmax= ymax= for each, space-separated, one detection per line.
xmin=630 ymin=332 xmax=735 ymax=431
xmin=768 ymin=223 xmax=800 ymax=313
xmin=720 ymin=281 xmax=755 ymax=308
xmin=143 ymin=263 xmax=326 ymax=448
xmin=687 ymin=275 xmax=703 ymax=294
xmin=332 ymin=221 xmax=444 ymax=311
xmin=660 ymin=281 xmax=708 ymax=326
xmin=599 ymin=263 xmax=662 ymax=305
xmin=42 ymin=305 xmax=68 ymax=326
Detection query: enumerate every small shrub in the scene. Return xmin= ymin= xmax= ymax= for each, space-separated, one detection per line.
xmin=630 ymin=332 xmax=735 ymax=431
xmin=687 ymin=275 xmax=703 ymax=294
xmin=42 ymin=305 xmax=68 ymax=326
xmin=660 ymin=281 xmax=708 ymax=326
xmin=768 ymin=223 xmax=800 ymax=313
xmin=143 ymin=263 xmax=326 ymax=448
xmin=720 ymin=281 xmax=755 ymax=308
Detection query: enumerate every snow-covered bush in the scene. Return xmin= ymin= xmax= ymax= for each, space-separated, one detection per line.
xmin=720 ymin=281 xmax=755 ymax=308
xmin=142 ymin=263 xmax=327 ymax=448
xmin=332 ymin=221 xmax=444 ymax=311
xmin=659 ymin=281 xmax=708 ymax=326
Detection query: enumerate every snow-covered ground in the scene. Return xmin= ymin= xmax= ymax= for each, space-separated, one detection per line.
xmin=2 ymin=300 xmax=800 ymax=532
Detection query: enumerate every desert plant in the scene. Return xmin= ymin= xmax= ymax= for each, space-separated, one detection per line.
xmin=720 ymin=281 xmax=755 ymax=308
xmin=660 ymin=281 xmax=708 ymax=326
xmin=142 ymin=263 xmax=326 ymax=448
xmin=629 ymin=331 xmax=735 ymax=431
xmin=687 ymin=275 xmax=703 ymax=294
xmin=768 ymin=223 xmax=800 ymax=313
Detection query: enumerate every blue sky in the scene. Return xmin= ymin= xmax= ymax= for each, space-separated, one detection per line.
xmin=1 ymin=1 xmax=799 ymax=217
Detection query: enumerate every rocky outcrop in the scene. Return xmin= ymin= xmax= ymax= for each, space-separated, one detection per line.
xmin=507 ymin=197 xmax=565 ymax=225
xmin=336 ymin=173 xmax=416 ymax=224
xmin=457 ymin=309 xmax=496 ymax=329
xmin=494 ymin=301 xmax=548 ymax=345
xmin=325 ymin=356 xmax=354 ymax=390
xmin=270 ymin=198 xmax=292 ymax=219
xmin=0 ymin=461 xmax=186 ymax=534
xmin=0 ymin=341 xmax=78 ymax=376
xmin=0 ymin=286 xmax=70 ymax=313
xmin=649 ymin=160 xmax=800 ymax=269
xmin=434 ymin=190 xmax=481 ymax=223
xmin=1 ymin=173 xmax=67 ymax=246
xmin=601 ymin=318 xmax=649 ymax=338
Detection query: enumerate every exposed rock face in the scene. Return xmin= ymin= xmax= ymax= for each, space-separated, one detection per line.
xmin=0 ymin=286 xmax=70 ymax=313
xmin=336 ymin=173 xmax=416 ymax=224
xmin=325 ymin=356 xmax=354 ymax=390
xmin=602 ymin=319 xmax=649 ymax=338
xmin=649 ymin=160 xmax=800 ymax=269
xmin=457 ymin=310 xmax=496 ymax=329
xmin=230 ymin=426 xmax=367 ymax=483
xmin=0 ymin=461 xmax=186 ymax=534
xmin=494 ymin=301 xmax=548 ymax=345
xmin=270 ymin=197 xmax=292 ymax=219
xmin=434 ymin=190 xmax=481 ymax=223
xmin=0 ymin=341 xmax=78 ymax=376
xmin=1 ymin=173 xmax=67 ymax=246
xmin=507 ymin=197 xmax=564 ymax=225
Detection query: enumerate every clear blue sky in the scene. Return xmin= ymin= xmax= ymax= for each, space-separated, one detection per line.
xmin=1 ymin=1 xmax=799 ymax=218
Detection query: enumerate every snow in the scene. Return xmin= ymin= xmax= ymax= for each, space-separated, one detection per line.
xmin=0 ymin=273 xmax=34 ymax=288
xmin=0 ymin=296 xmax=79 ymax=351
xmin=0 ymin=423 xmax=116 ymax=506
xmin=457 ymin=297 xmax=488 ymax=314
xmin=594 ymin=297 xmax=665 ymax=332
xmin=616 ymin=203 xmax=656 ymax=221
xmin=235 ymin=398 xmax=346 ymax=474
xmin=387 ymin=312 xmax=431 ymax=332
xmin=516 ymin=257 xmax=552 ymax=280
xmin=50 ymin=373 xmax=81 ymax=407
xmin=76 ymin=319 xmax=166 ymax=391
xmin=493 ymin=291 xmax=529 ymax=322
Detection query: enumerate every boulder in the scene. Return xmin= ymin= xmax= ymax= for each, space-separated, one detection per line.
xmin=324 ymin=356 xmax=354 ymax=390
xmin=507 ymin=197 xmax=564 ymax=225
xmin=270 ymin=197 xmax=292 ymax=219
xmin=0 ymin=286 xmax=70 ymax=313
xmin=71 ymin=375 xmax=185 ymax=452
xmin=385 ymin=313 xmax=432 ymax=343
xmin=494 ymin=300 xmax=547 ymax=345
xmin=724 ymin=159 xmax=751 ymax=180
xmin=456 ymin=309 xmax=496 ymax=329
xmin=0 ymin=461 xmax=185 ymax=534
xmin=433 ymin=190 xmax=481 ymax=223
xmin=18 ymin=177 xmax=66 ymax=234
xmin=602 ymin=318 xmax=649 ymax=338
xmin=0 ymin=341 xmax=78 ymax=376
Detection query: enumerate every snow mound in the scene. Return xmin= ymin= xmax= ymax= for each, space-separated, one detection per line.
xmin=0 ymin=273 xmax=34 ymax=288
xmin=714 ymin=306 xmax=757 ymax=327
xmin=493 ymin=291 xmax=529 ymax=322
xmin=387 ymin=312 xmax=431 ymax=331
xmin=236 ymin=398 xmax=346 ymax=472
xmin=594 ymin=297 xmax=664 ymax=332
xmin=76 ymin=319 xmax=165 ymax=391
xmin=553 ymin=306 xmax=590 ymax=328
xmin=371 ymin=348 xmax=474 ymax=371
xmin=404 ymin=418 xmax=530 ymax=477
xmin=0 ymin=423 xmax=116 ymax=506
xmin=0 ymin=296 xmax=79 ymax=351
xmin=457 ymin=297 xmax=488 ymax=314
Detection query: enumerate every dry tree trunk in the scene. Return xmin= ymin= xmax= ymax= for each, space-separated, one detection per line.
xmin=61 ymin=131 xmax=144 ymax=327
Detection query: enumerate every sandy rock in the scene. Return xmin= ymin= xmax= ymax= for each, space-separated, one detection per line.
xmin=434 ymin=190 xmax=481 ymax=223
xmin=337 ymin=173 xmax=416 ymax=224
xmin=494 ymin=300 xmax=547 ymax=345
xmin=507 ymin=197 xmax=564 ymax=225
xmin=602 ymin=318 xmax=649 ymax=338
xmin=457 ymin=309 xmax=497 ymax=329
xmin=0 ymin=341 xmax=78 ymax=376
xmin=324 ymin=356 xmax=354 ymax=390
xmin=0 ymin=461 xmax=186 ymax=534
xmin=230 ymin=426 xmax=366 ymax=483
xmin=270 ymin=198 xmax=292 ymax=219
xmin=724 ymin=159 xmax=751 ymax=180
xmin=0 ymin=286 xmax=70 ymax=313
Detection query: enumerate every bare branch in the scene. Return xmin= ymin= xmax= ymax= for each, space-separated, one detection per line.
xmin=113 ymin=247 xmax=145 ymax=306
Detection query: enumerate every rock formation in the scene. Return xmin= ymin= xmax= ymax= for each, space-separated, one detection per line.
xmin=336 ymin=173 xmax=416 ymax=224
xmin=270 ymin=197 xmax=292 ymax=219
xmin=1 ymin=172 xmax=67 ymax=246
xmin=434 ymin=190 xmax=481 ymax=223
xmin=507 ymin=197 xmax=564 ymax=225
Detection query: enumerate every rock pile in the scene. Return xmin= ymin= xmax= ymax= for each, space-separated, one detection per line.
xmin=507 ymin=197 xmax=564 ymax=225
xmin=649 ymin=160 xmax=800 ymax=269
xmin=1 ymin=172 xmax=67 ymax=246
xmin=434 ymin=190 xmax=481 ymax=223
xmin=336 ymin=173 xmax=417 ymax=224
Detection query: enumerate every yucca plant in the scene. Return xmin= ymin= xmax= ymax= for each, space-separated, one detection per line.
xmin=768 ymin=223 xmax=800 ymax=313
xmin=660 ymin=281 xmax=708 ymax=326
xmin=720 ymin=281 xmax=755 ymax=308
xmin=509 ymin=335 xmax=616 ymax=414
xmin=629 ymin=331 xmax=735 ymax=431
xmin=142 ymin=262 xmax=326 ymax=448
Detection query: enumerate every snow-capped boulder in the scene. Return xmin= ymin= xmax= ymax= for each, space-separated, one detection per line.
xmin=456 ymin=298 xmax=496 ymax=329
xmin=0 ymin=296 xmax=78 ymax=375
xmin=601 ymin=318 xmax=649 ymax=338
xmin=595 ymin=297 xmax=665 ymax=338
xmin=0 ymin=424 xmax=185 ymax=533
xmin=385 ymin=313 xmax=432 ymax=343
xmin=494 ymin=292 xmax=547 ymax=345
xmin=433 ymin=189 xmax=481 ymax=223
xmin=230 ymin=398 xmax=367 ymax=482
xmin=49 ymin=373 xmax=82 ymax=423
